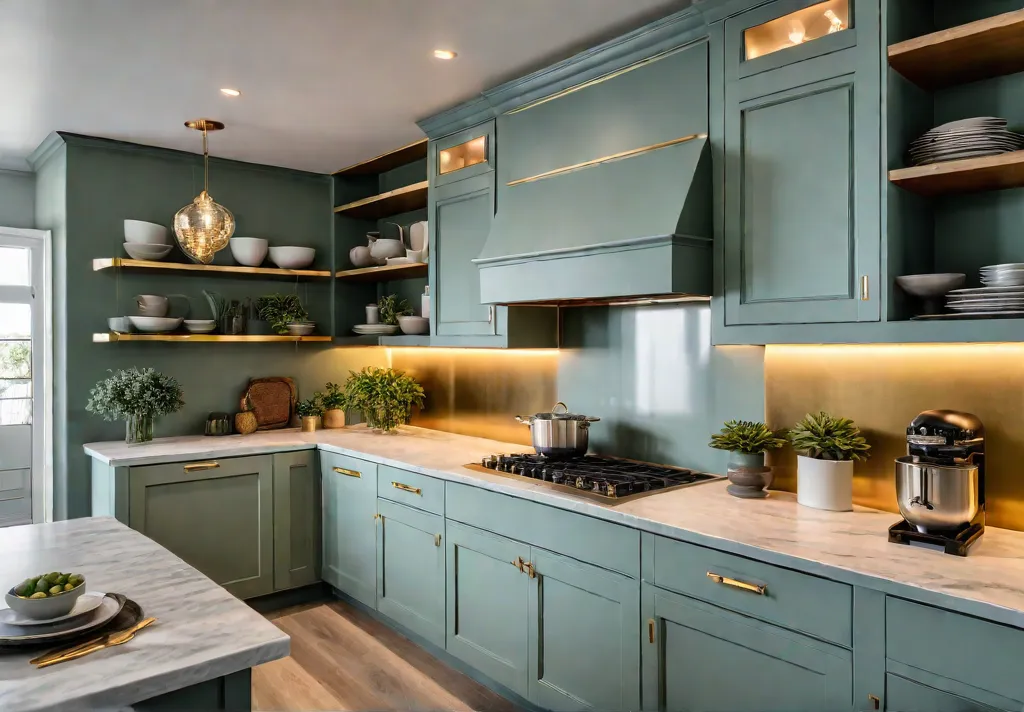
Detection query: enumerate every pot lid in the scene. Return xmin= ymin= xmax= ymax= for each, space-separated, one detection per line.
xmin=529 ymin=402 xmax=600 ymax=422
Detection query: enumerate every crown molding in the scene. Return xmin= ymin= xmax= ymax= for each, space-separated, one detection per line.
xmin=27 ymin=132 xmax=67 ymax=171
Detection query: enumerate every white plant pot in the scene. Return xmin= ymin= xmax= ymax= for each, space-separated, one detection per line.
xmin=796 ymin=456 xmax=853 ymax=511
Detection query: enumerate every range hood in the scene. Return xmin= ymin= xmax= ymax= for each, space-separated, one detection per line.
xmin=474 ymin=134 xmax=712 ymax=306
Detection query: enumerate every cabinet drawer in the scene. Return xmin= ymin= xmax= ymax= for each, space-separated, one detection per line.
xmin=887 ymin=597 xmax=1024 ymax=705
xmin=378 ymin=466 xmax=443 ymax=515
xmin=320 ymin=451 xmax=377 ymax=481
xmin=648 ymin=534 xmax=851 ymax=647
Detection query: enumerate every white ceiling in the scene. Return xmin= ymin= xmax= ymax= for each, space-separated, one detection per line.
xmin=0 ymin=0 xmax=692 ymax=174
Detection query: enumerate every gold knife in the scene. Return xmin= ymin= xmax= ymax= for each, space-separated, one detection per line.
xmin=33 ymin=618 xmax=156 ymax=668
xmin=30 ymin=632 xmax=112 ymax=666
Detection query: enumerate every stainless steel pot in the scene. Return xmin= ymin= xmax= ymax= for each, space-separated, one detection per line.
xmin=515 ymin=402 xmax=600 ymax=457
xmin=895 ymin=456 xmax=979 ymax=532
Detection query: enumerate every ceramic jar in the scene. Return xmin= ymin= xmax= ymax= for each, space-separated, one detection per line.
xmin=796 ymin=456 xmax=854 ymax=511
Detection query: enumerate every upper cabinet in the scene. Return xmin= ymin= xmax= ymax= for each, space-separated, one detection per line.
xmin=432 ymin=124 xmax=494 ymax=188
xmin=718 ymin=0 xmax=881 ymax=328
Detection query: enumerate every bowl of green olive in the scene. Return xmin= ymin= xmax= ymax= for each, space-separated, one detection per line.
xmin=6 ymin=572 xmax=86 ymax=620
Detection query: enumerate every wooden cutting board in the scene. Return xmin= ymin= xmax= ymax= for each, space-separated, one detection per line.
xmin=240 ymin=377 xmax=297 ymax=430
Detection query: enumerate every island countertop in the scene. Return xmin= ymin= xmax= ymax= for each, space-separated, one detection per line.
xmin=0 ymin=517 xmax=289 ymax=712
xmin=86 ymin=426 xmax=1024 ymax=630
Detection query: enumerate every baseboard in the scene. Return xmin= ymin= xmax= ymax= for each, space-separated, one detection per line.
xmin=328 ymin=586 xmax=545 ymax=712
xmin=246 ymin=582 xmax=331 ymax=614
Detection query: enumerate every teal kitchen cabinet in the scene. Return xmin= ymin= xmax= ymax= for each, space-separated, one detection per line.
xmin=430 ymin=122 xmax=494 ymax=188
xmin=642 ymin=584 xmax=852 ymax=712
xmin=376 ymin=499 xmax=446 ymax=647
xmin=128 ymin=455 xmax=275 ymax=600
xmin=884 ymin=674 xmax=1006 ymax=712
xmin=272 ymin=450 xmax=320 ymax=592
xmin=720 ymin=0 xmax=881 ymax=326
xmin=320 ymin=451 xmax=378 ymax=607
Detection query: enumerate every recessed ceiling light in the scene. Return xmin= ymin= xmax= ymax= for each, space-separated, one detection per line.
xmin=433 ymin=49 xmax=457 ymax=60
xmin=219 ymin=88 xmax=241 ymax=97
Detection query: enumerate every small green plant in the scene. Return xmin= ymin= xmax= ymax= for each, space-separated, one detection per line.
xmin=255 ymin=294 xmax=308 ymax=334
xmin=789 ymin=411 xmax=870 ymax=461
xmin=345 ymin=366 xmax=425 ymax=432
xmin=296 ymin=394 xmax=325 ymax=418
xmin=709 ymin=420 xmax=787 ymax=455
xmin=320 ymin=382 xmax=347 ymax=411
xmin=378 ymin=294 xmax=413 ymax=326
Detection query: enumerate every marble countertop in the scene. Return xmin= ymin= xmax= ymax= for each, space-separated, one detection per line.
xmin=86 ymin=426 xmax=1024 ymax=629
xmin=0 ymin=517 xmax=289 ymax=712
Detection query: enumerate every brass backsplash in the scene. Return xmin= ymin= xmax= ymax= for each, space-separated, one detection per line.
xmin=765 ymin=344 xmax=1024 ymax=530
xmin=387 ymin=348 xmax=559 ymax=446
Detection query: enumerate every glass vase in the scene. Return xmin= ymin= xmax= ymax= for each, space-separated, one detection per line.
xmin=125 ymin=414 xmax=154 ymax=444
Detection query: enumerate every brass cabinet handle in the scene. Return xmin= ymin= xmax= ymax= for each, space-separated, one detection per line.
xmin=333 ymin=467 xmax=361 ymax=478
xmin=648 ymin=619 xmax=656 ymax=644
xmin=184 ymin=461 xmax=219 ymax=472
xmin=860 ymin=275 xmax=870 ymax=301
xmin=523 ymin=561 xmax=536 ymax=579
xmin=706 ymin=571 xmax=766 ymax=596
xmin=488 ymin=305 xmax=495 ymax=324
xmin=373 ymin=513 xmax=381 ymax=521
xmin=868 ymin=694 xmax=880 ymax=710
xmin=511 ymin=557 xmax=525 ymax=572
xmin=434 ymin=533 xmax=442 ymax=547
xmin=392 ymin=481 xmax=422 ymax=495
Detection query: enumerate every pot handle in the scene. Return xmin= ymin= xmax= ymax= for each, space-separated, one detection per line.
xmin=551 ymin=402 xmax=568 ymax=414
xmin=515 ymin=415 xmax=534 ymax=425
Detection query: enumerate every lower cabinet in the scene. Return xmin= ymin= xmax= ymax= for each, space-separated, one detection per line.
xmin=376 ymin=499 xmax=446 ymax=647
xmin=272 ymin=451 xmax=320 ymax=591
xmin=321 ymin=452 xmax=378 ymax=607
xmin=642 ymin=584 xmax=852 ymax=712
xmin=128 ymin=455 xmax=275 ymax=599
xmin=885 ymin=674 xmax=1002 ymax=712
xmin=446 ymin=520 xmax=640 ymax=710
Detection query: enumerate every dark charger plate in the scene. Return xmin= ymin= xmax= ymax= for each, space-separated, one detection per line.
xmin=0 ymin=593 xmax=144 ymax=648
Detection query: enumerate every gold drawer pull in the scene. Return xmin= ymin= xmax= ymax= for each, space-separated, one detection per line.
xmin=392 ymin=481 xmax=422 ymax=495
xmin=333 ymin=467 xmax=361 ymax=478
xmin=706 ymin=571 xmax=766 ymax=596
xmin=434 ymin=533 xmax=442 ymax=547
xmin=523 ymin=561 xmax=536 ymax=579
xmin=511 ymin=557 xmax=525 ymax=572
xmin=184 ymin=461 xmax=219 ymax=472
xmin=648 ymin=619 xmax=656 ymax=644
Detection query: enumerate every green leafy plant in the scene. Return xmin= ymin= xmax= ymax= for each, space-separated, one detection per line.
xmin=345 ymin=366 xmax=425 ymax=432
xmin=709 ymin=420 xmax=787 ymax=455
xmin=789 ymin=411 xmax=871 ymax=462
xmin=378 ymin=294 xmax=413 ymax=326
xmin=86 ymin=368 xmax=184 ymax=420
xmin=255 ymin=294 xmax=308 ymax=334
xmin=320 ymin=382 xmax=347 ymax=411
xmin=296 ymin=394 xmax=325 ymax=418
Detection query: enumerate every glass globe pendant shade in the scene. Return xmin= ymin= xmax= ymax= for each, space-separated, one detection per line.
xmin=174 ymin=191 xmax=235 ymax=264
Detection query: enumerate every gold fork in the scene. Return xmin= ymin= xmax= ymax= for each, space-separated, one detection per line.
xmin=34 ymin=618 xmax=156 ymax=668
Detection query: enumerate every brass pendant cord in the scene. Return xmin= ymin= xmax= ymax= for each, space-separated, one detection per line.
xmin=202 ymin=126 xmax=209 ymax=193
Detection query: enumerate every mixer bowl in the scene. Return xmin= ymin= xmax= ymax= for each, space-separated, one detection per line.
xmin=895 ymin=456 xmax=979 ymax=532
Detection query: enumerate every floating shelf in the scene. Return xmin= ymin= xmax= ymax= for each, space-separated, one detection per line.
xmin=889 ymin=150 xmax=1024 ymax=196
xmin=333 ymin=139 xmax=428 ymax=176
xmin=335 ymin=263 xmax=428 ymax=282
xmin=333 ymin=181 xmax=428 ymax=219
xmin=888 ymin=9 xmax=1024 ymax=89
xmin=93 ymin=333 xmax=332 ymax=343
xmin=92 ymin=258 xmax=331 ymax=279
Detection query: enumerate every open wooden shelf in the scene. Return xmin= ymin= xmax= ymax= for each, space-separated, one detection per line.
xmin=93 ymin=333 xmax=332 ymax=343
xmin=92 ymin=258 xmax=331 ymax=279
xmin=333 ymin=181 xmax=428 ymax=219
xmin=888 ymin=150 xmax=1024 ymax=196
xmin=888 ymin=9 xmax=1024 ymax=89
xmin=335 ymin=262 xmax=428 ymax=282
xmin=333 ymin=139 xmax=428 ymax=176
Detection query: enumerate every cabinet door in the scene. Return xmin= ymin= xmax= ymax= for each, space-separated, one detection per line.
xmin=376 ymin=499 xmax=445 ymax=647
xmin=128 ymin=456 xmax=274 ymax=600
xmin=272 ymin=450 xmax=320 ymax=592
xmin=446 ymin=520 xmax=531 ymax=696
xmin=642 ymin=584 xmax=852 ymax=712
xmin=723 ymin=46 xmax=879 ymax=326
xmin=885 ymin=674 xmax=1004 ymax=712
xmin=527 ymin=547 xmax=640 ymax=711
xmin=431 ymin=123 xmax=494 ymax=188
xmin=430 ymin=172 xmax=499 ymax=337
xmin=320 ymin=452 xmax=378 ymax=607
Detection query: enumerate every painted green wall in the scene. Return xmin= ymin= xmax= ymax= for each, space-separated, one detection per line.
xmin=0 ymin=169 xmax=35 ymax=229
xmin=35 ymin=135 xmax=383 ymax=519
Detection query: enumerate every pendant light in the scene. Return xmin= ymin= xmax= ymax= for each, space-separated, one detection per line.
xmin=174 ymin=119 xmax=235 ymax=264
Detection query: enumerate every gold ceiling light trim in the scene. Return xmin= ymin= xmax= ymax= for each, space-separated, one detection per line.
xmin=507 ymin=133 xmax=707 ymax=187
xmin=174 ymin=118 xmax=235 ymax=265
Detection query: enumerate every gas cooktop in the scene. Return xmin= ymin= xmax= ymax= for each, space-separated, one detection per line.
xmin=464 ymin=453 xmax=722 ymax=504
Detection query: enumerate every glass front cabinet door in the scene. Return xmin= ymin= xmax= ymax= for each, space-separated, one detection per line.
xmin=430 ymin=124 xmax=495 ymax=188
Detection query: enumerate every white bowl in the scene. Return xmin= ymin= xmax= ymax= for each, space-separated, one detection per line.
xmin=286 ymin=322 xmax=315 ymax=336
xmin=6 ymin=583 xmax=85 ymax=620
xmin=269 ymin=246 xmax=315 ymax=269
xmin=128 ymin=316 xmax=183 ymax=333
xmin=184 ymin=319 xmax=217 ymax=333
xmin=123 ymin=242 xmax=173 ymax=261
xmin=397 ymin=315 xmax=430 ymax=335
xmin=124 ymin=220 xmax=168 ymax=245
xmin=229 ymin=238 xmax=269 ymax=267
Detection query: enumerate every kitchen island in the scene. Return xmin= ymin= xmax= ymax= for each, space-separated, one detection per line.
xmin=0 ymin=517 xmax=289 ymax=712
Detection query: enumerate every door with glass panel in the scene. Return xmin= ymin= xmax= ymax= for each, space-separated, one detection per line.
xmin=0 ymin=231 xmax=44 ymax=526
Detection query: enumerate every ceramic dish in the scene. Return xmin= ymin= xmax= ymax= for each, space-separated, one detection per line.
xmin=229 ymin=237 xmax=269 ymax=267
xmin=386 ymin=257 xmax=414 ymax=265
xmin=0 ymin=593 xmax=125 ymax=647
xmin=352 ymin=324 xmax=399 ymax=336
xmin=124 ymin=220 xmax=168 ymax=245
xmin=286 ymin=322 xmax=315 ymax=336
xmin=184 ymin=319 xmax=217 ymax=333
xmin=268 ymin=246 xmax=315 ymax=269
xmin=397 ymin=316 xmax=429 ymax=335
xmin=128 ymin=316 xmax=183 ymax=333
xmin=912 ymin=311 xmax=1024 ymax=320
xmin=123 ymin=243 xmax=173 ymax=261
xmin=0 ymin=591 xmax=104 ymax=627
xmin=5 ymin=582 xmax=85 ymax=620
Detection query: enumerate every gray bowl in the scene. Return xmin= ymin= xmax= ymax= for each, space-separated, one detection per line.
xmin=6 ymin=583 xmax=85 ymax=620
xmin=896 ymin=273 xmax=966 ymax=315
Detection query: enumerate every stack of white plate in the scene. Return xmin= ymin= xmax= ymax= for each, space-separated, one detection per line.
xmin=980 ymin=263 xmax=1024 ymax=287
xmin=907 ymin=117 xmax=1024 ymax=167
xmin=939 ymin=265 xmax=1024 ymax=318
xmin=352 ymin=324 xmax=400 ymax=336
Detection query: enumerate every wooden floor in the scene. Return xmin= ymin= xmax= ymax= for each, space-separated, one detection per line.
xmin=252 ymin=601 xmax=520 ymax=711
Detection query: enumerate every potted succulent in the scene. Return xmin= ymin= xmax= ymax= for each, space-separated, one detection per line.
xmin=253 ymin=294 xmax=309 ymax=335
xmin=709 ymin=420 xmax=787 ymax=499
xmin=345 ymin=366 xmax=424 ymax=433
xmin=296 ymin=393 xmax=324 ymax=433
xmin=86 ymin=367 xmax=184 ymax=444
xmin=321 ymin=382 xmax=347 ymax=429
xmin=789 ymin=411 xmax=870 ymax=511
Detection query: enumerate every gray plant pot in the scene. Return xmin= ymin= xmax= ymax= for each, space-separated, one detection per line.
xmin=726 ymin=450 xmax=773 ymax=499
